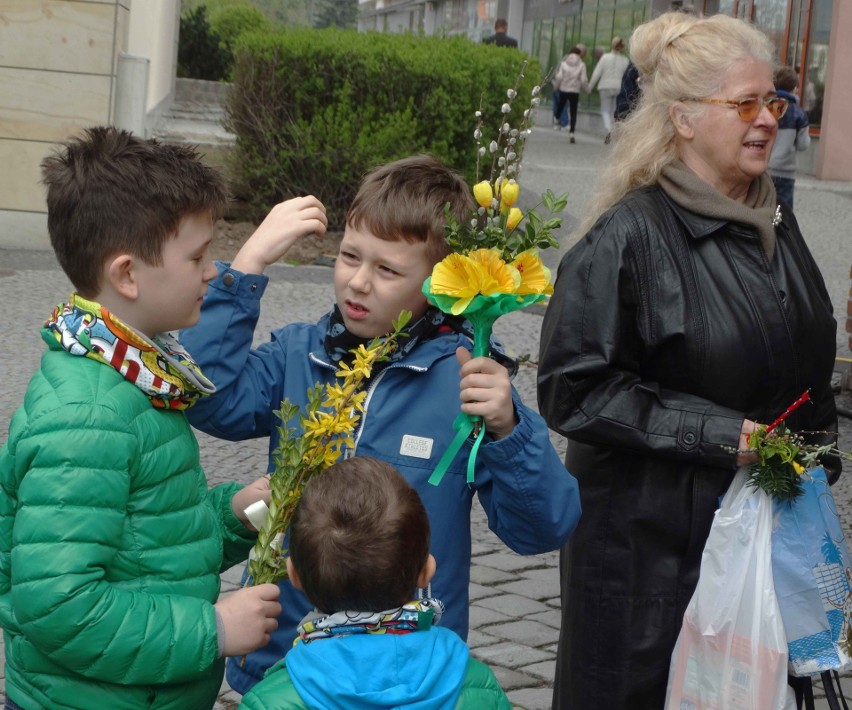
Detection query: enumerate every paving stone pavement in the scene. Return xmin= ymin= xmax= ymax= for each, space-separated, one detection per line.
xmin=2 ymin=108 xmax=852 ymax=709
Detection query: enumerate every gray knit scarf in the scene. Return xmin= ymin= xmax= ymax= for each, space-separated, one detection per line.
xmin=658 ymin=160 xmax=779 ymax=260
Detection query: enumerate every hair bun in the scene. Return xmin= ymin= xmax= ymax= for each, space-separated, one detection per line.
xmin=630 ymin=12 xmax=697 ymax=77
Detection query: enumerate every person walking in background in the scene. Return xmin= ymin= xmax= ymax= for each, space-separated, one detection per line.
xmin=538 ymin=12 xmax=838 ymax=709
xmin=552 ymin=43 xmax=587 ymax=129
xmin=483 ymin=18 xmax=518 ymax=48
xmin=588 ymin=36 xmax=629 ymax=143
xmin=552 ymin=47 xmax=589 ymax=143
xmin=614 ymin=60 xmax=641 ymax=122
xmin=769 ymin=65 xmax=810 ymax=209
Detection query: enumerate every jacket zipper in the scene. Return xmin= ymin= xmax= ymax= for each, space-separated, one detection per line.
xmin=308 ymin=352 xmax=429 ymax=457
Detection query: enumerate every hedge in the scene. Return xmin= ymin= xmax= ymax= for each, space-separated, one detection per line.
xmin=226 ymin=28 xmax=542 ymax=228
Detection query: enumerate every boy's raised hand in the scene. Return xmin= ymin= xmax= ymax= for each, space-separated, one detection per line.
xmin=215 ymin=584 xmax=281 ymax=657
xmin=231 ymin=196 xmax=328 ymax=275
xmin=456 ymin=347 xmax=518 ymax=441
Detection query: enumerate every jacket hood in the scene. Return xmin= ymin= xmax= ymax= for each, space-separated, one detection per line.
xmin=776 ymin=88 xmax=799 ymax=104
xmin=286 ymin=626 xmax=469 ymax=709
xmin=565 ymin=53 xmax=581 ymax=67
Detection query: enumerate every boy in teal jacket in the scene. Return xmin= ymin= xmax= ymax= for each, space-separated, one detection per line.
xmin=239 ymin=456 xmax=511 ymax=710
xmin=0 ymin=127 xmax=282 ymax=709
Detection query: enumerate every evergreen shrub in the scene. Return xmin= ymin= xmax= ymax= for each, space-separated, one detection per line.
xmin=226 ymin=28 xmax=540 ymax=228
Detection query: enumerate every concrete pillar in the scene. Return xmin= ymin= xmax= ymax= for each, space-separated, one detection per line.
xmin=114 ymin=53 xmax=150 ymax=137
xmin=507 ymin=0 xmax=524 ymax=44
xmin=423 ymin=1 xmax=437 ymax=35
xmin=815 ymin=0 xmax=852 ymax=181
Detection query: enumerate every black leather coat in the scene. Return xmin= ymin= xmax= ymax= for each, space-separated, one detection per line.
xmin=537 ymin=185 xmax=838 ymax=709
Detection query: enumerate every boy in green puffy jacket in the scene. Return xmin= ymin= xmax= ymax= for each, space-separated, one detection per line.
xmin=239 ymin=456 xmax=511 ymax=710
xmin=0 ymin=127 xmax=285 ymax=710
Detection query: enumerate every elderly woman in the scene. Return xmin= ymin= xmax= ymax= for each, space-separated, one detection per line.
xmin=537 ymin=12 xmax=839 ymax=709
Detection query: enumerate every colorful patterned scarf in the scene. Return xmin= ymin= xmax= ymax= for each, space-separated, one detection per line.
xmin=44 ymin=294 xmax=215 ymax=410
xmin=296 ymin=598 xmax=445 ymax=644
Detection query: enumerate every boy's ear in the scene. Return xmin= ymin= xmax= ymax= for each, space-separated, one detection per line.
xmin=417 ymin=554 xmax=437 ymax=588
xmin=286 ymin=557 xmax=302 ymax=591
xmin=106 ymin=254 xmax=139 ymax=301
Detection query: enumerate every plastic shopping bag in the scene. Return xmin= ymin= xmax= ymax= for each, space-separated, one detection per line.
xmin=771 ymin=465 xmax=852 ymax=676
xmin=665 ymin=469 xmax=792 ymax=710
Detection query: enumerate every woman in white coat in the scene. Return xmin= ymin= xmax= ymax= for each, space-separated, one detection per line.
xmin=589 ymin=37 xmax=629 ymax=141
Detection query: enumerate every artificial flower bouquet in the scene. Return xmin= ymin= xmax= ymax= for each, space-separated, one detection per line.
xmin=244 ymin=312 xmax=411 ymax=586
xmin=423 ymin=62 xmax=568 ymax=486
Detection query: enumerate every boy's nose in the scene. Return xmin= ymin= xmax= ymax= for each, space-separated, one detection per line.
xmin=348 ymin=266 xmax=370 ymax=293
xmin=203 ymin=258 xmax=218 ymax=282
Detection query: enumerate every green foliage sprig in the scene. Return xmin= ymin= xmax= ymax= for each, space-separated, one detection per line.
xmin=247 ymin=312 xmax=411 ymax=586
xmin=441 ymin=62 xmax=567 ymax=263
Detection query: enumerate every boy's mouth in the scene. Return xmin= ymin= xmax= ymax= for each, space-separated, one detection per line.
xmin=345 ymin=300 xmax=369 ymax=320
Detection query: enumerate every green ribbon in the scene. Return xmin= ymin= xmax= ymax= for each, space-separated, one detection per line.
xmin=427 ymin=411 xmax=486 ymax=486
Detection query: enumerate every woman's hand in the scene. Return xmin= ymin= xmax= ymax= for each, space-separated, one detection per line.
xmin=736 ymin=418 xmax=759 ymax=467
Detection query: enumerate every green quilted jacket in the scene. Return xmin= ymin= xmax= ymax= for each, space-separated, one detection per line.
xmin=0 ymin=341 xmax=256 ymax=709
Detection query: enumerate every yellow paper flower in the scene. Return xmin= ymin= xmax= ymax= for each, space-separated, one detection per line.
xmin=473 ymin=181 xmax=493 ymax=209
xmin=511 ymin=250 xmax=554 ymax=296
xmin=431 ymin=253 xmax=486 ymax=314
xmin=505 ymin=207 xmax=523 ymax=231
xmin=467 ymin=249 xmax=520 ymax=295
xmin=500 ymin=181 xmax=520 ymax=207
xmin=431 ymin=249 xmax=520 ymax=314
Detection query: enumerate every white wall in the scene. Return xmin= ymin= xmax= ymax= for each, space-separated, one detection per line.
xmin=128 ymin=0 xmax=180 ymax=116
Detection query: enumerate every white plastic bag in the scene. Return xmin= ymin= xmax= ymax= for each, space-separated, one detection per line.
xmin=665 ymin=469 xmax=793 ymax=710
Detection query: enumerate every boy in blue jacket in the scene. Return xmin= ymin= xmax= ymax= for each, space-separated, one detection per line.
xmin=0 ymin=127 xmax=281 ymax=709
xmin=768 ymin=65 xmax=810 ymax=209
xmin=181 ymin=154 xmax=581 ymax=695
xmin=240 ymin=456 xmax=512 ymax=709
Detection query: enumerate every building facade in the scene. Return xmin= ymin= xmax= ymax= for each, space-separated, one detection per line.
xmin=0 ymin=0 xmax=180 ymax=250
xmin=358 ymin=0 xmax=852 ymax=181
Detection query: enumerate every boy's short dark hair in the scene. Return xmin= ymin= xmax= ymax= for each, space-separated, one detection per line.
xmin=495 ymin=18 xmax=508 ymax=32
xmin=345 ymin=154 xmax=473 ymax=265
xmin=289 ymin=456 xmax=430 ymax=614
xmin=774 ymin=66 xmax=799 ymax=93
xmin=41 ymin=126 xmax=229 ymax=297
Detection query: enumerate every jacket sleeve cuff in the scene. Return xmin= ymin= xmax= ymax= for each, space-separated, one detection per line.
xmin=699 ymin=411 xmax=745 ymax=468
xmin=480 ymin=391 xmax=536 ymax=458
xmin=212 ymin=262 xmax=269 ymax=300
